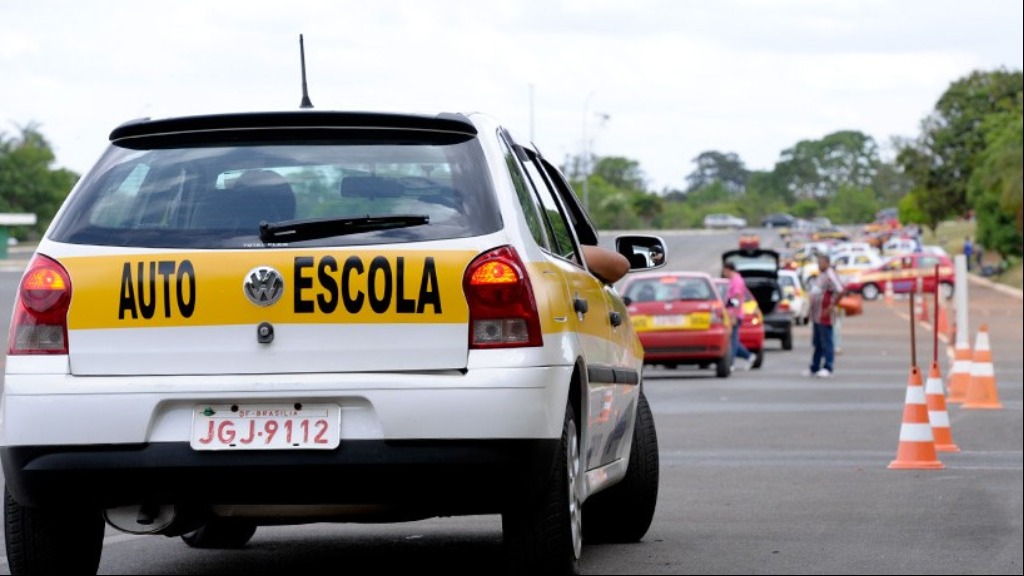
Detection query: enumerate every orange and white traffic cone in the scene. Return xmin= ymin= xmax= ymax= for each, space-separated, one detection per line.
xmin=946 ymin=341 xmax=972 ymax=404
xmin=888 ymin=366 xmax=944 ymax=470
xmin=917 ymin=292 xmax=930 ymax=322
xmin=884 ymin=279 xmax=894 ymax=306
xmin=935 ymin=298 xmax=950 ymax=340
xmin=925 ymin=361 xmax=959 ymax=452
xmin=963 ymin=324 xmax=1003 ymax=409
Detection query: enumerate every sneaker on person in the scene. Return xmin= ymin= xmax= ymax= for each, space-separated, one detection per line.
xmin=744 ymin=353 xmax=758 ymax=371
xmin=816 ymin=368 xmax=832 ymax=378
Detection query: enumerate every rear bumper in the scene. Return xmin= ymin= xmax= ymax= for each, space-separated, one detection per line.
xmin=2 ymin=439 xmax=558 ymax=515
xmin=763 ymin=313 xmax=793 ymax=339
xmin=1 ymin=366 xmax=574 ymax=514
xmin=739 ymin=327 xmax=765 ymax=351
xmin=638 ymin=327 xmax=729 ymax=362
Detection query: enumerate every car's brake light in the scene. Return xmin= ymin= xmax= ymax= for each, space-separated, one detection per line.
xmin=710 ymin=305 xmax=725 ymax=326
xmin=463 ymin=246 xmax=542 ymax=348
xmin=8 ymin=255 xmax=72 ymax=355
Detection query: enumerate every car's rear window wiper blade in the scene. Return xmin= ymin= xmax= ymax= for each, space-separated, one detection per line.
xmin=259 ymin=214 xmax=430 ymax=243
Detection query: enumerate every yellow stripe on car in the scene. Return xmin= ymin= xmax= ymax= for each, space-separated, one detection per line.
xmin=62 ymin=250 xmax=477 ymax=329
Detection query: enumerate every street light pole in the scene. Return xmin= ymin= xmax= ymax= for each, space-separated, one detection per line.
xmin=582 ymin=93 xmax=609 ymax=215
xmin=582 ymin=93 xmax=593 ymax=214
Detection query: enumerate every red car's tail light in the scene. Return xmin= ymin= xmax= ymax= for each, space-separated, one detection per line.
xmin=9 ymin=254 xmax=72 ymax=355
xmin=710 ymin=304 xmax=725 ymax=326
xmin=463 ymin=246 xmax=542 ymax=348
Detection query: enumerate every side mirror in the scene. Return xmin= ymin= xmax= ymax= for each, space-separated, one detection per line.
xmin=615 ymin=234 xmax=668 ymax=271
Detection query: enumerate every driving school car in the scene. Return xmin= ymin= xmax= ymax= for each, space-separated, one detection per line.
xmin=621 ymin=271 xmax=733 ymax=377
xmin=1 ymin=109 xmax=663 ymax=575
xmin=844 ymin=252 xmax=955 ymax=301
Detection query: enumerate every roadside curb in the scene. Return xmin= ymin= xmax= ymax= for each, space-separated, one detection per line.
xmin=968 ymin=273 xmax=1023 ymax=300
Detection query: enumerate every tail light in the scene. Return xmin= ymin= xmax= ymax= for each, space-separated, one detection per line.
xmin=777 ymin=299 xmax=791 ymax=312
xmin=463 ymin=246 xmax=542 ymax=348
xmin=8 ymin=254 xmax=72 ymax=355
xmin=710 ymin=304 xmax=725 ymax=326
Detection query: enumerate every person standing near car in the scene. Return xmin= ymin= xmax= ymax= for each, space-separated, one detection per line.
xmin=804 ymin=252 xmax=845 ymax=378
xmin=723 ymin=262 xmax=757 ymax=371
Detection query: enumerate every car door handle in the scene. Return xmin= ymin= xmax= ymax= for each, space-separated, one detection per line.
xmin=573 ymin=296 xmax=589 ymax=315
xmin=609 ymin=311 xmax=623 ymax=327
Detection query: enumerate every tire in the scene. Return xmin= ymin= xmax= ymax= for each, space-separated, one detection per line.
xmin=4 ymin=486 xmax=105 ymax=575
xmin=861 ymin=283 xmax=880 ymax=301
xmin=583 ymin=391 xmax=659 ymax=544
xmin=939 ymin=281 xmax=954 ymax=300
xmin=502 ymin=404 xmax=581 ymax=575
xmin=782 ymin=332 xmax=793 ymax=351
xmin=751 ymin=350 xmax=764 ymax=369
xmin=715 ymin=354 xmax=731 ymax=378
xmin=181 ymin=519 xmax=257 ymax=549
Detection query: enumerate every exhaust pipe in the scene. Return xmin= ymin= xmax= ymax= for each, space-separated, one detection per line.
xmin=104 ymin=504 xmax=177 ymax=534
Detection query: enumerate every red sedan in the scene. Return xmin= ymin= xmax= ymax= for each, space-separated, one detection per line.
xmin=621 ymin=271 xmax=732 ymax=377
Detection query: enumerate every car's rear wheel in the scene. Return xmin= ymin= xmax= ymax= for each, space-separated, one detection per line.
xmin=502 ymin=403 xmax=581 ymax=574
xmin=782 ymin=332 xmax=793 ymax=351
xmin=583 ymin=391 xmax=659 ymax=544
xmin=861 ymin=283 xmax=880 ymax=301
xmin=715 ymin=354 xmax=731 ymax=377
xmin=181 ymin=519 xmax=257 ymax=549
xmin=4 ymin=487 xmax=105 ymax=575
xmin=939 ymin=281 xmax=954 ymax=300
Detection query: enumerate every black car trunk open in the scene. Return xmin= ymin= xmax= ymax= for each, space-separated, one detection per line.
xmin=723 ymin=248 xmax=794 ymax=350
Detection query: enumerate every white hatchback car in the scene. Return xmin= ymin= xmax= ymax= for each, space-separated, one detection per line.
xmin=703 ymin=213 xmax=747 ymax=229
xmin=1 ymin=109 xmax=663 ymax=574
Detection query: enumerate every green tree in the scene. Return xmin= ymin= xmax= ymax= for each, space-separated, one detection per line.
xmin=774 ymin=130 xmax=880 ymax=202
xmin=822 ymin=185 xmax=879 ymax=225
xmin=0 ymin=124 xmax=78 ymax=239
xmin=968 ymin=103 xmax=1023 ymax=258
xmin=899 ymin=68 xmax=1023 ymax=226
xmin=685 ymin=181 xmax=733 ymax=205
xmin=684 ymin=151 xmax=748 ymax=195
xmin=592 ymin=156 xmax=647 ymax=192
xmin=745 ymin=170 xmax=793 ymax=205
xmin=631 ymin=192 xmax=664 ymax=228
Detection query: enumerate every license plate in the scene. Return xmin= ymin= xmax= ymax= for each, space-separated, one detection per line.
xmin=653 ymin=314 xmax=688 ymax=328
xmin=191 ymin=403 xmax=340 ymax=451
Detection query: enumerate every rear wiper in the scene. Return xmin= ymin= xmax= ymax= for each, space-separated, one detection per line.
xmin=259 ymin=214 xmax=429 ymax=243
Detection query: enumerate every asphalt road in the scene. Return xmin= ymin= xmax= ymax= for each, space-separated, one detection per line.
xmin=0 ymin=231 xmax=1021 ymax=575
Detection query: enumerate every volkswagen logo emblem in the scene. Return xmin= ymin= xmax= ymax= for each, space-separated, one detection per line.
xmin=243 ymin=266 xmax=285 ymax=307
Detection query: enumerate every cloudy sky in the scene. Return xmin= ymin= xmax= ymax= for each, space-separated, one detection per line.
xmin=2 ymin=0 xmax=1021 ymax=192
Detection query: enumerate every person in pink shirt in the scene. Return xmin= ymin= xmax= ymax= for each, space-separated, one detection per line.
xmin=723 ymin=262 xmax=757 ymax=371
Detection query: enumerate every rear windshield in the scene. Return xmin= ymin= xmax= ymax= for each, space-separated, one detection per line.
xmin=626 ymin=276 xmax=715 ymax=303
xmin=49 ymin=139 xmax=502 ymax=248
xmin=725 ymin=252 xmax=778 ymax=274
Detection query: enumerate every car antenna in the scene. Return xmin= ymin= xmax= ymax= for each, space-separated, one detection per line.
xmin=298 ymin=34 xmax=314 ymax=109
